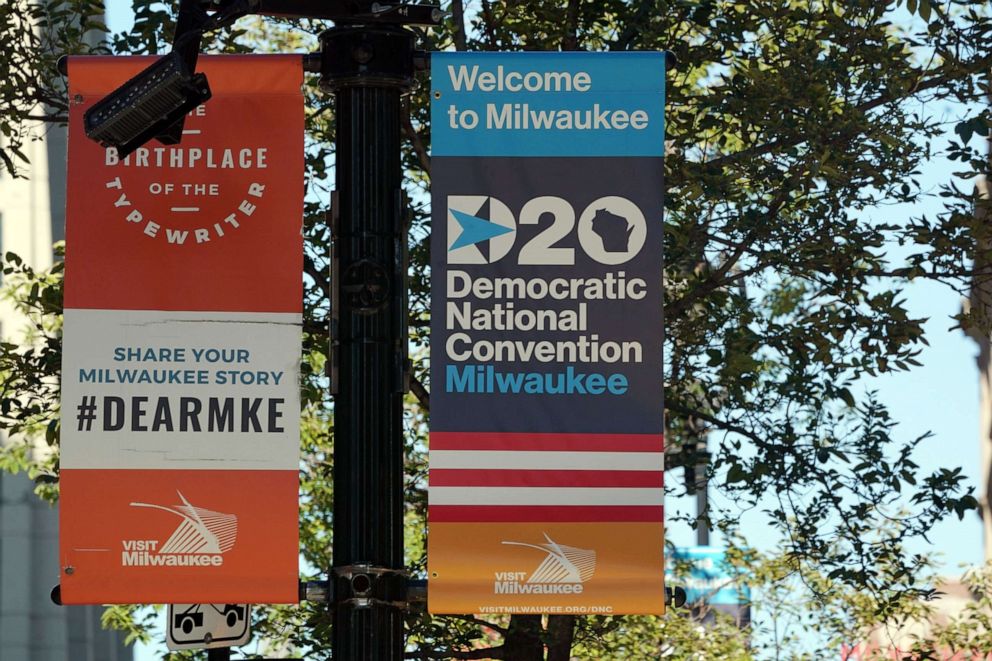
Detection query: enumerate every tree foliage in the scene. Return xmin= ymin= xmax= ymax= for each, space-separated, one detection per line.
xmin=1 ymin=0 xmax=992 ymax=658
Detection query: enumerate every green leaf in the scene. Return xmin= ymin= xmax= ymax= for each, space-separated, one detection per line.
xmin=837 ymin=388 xmax=856 ymax=408
xmin=726 ymin=464 xmax=748 ymax=484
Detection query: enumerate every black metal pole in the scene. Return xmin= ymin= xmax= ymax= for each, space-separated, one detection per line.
xmin=320 ymin=24 xmax=414 ymax=661
xmin=207 ymin=647 xmax=231 ymax=661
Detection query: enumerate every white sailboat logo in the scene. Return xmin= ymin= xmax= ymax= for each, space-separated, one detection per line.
xmin=130 ymin=491 xmax=238 ymax=555
xmin=503 ymin=533 xmax=596 ymax=584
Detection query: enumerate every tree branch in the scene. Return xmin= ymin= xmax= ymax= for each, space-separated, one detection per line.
xmin=665 ymin=262 xmax=763 ymax=321
xmin=665 ymin=400 xmax=767 ymax=448
xmin=610 ymin=0 xmax=655 ymax=51
xmin=303 ymin=254 xmax=329 ymax=292
xmin=664 ymin=180 xmax=796 ymax=319
xmin=402 ymin=110 xmax=431 ymax=176
xmin=479 ymin=0 xmax=499 ymax=50
xmin=450 ymin=0 xmax=467 ymax=51
xmin=702 ymin=56 xmax=992 ymax=170
xmin=25 ymin=114 xmax=67 ymax=123
xmin=546 ymin=615 xmax=576 ymax=661
xmin=443 ymin=614 xmax=509 ymax=636
xmin=411 ymin=373 xmax=430 ymax=412
xmin=504 ymin=615 xmax=543 ymax=661
xmin=561 ymin=0 xmax=580 ymax=51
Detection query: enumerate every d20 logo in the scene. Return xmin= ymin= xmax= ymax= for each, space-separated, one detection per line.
xmin=447 ymin=195 xmax=517 ymax=264
xmin=446 ymin=194 xmax=647 ymax=266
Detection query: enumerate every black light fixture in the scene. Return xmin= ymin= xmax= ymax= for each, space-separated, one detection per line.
xmin=83 ymin=50 xmax=211 ymax=157
xmin=82 ymin=0 xmax=259 ymax=156
xmin=82 ymin=1 xmax=441 ymax=156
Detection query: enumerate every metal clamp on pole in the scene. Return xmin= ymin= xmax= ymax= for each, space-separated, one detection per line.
xmin=332 ymin=564 xmax=408 ymax=610
xmin=299 ymin=579 xmax=332 ymax=604
xmin=406 ymin=578 xmax=427 ymax=612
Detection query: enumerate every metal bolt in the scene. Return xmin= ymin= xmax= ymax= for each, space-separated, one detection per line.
xmin=433 ymin=91 xmax=441 ymax=99
xmin=353 ymin=44 xmax=374 ymax=65
xmin=351 ymin=573 xmax=372 ymax=595
xmin=64 ymin=566 xmax=75 ymax=575
xmin=204 ymin=633 xmax=213 ymax=644
xmin=304 ymin=580 xmax=330 ymax=603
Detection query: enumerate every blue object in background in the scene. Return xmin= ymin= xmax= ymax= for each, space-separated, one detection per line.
xmin=668 ymin=546 xmax=751 ymax=627
xmin=669 ymin=546 xmax=750 ymax=605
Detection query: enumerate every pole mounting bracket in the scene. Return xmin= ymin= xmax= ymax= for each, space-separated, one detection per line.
xmin=331 ymin=563 xmax=409 ymax=610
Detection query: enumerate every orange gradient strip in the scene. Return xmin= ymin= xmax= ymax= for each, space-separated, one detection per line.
xmin=428 ymin=522 xmax=665 ymax=615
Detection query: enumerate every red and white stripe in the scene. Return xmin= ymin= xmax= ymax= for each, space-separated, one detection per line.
xmin=428 ymin=431 xmax=664 ymax=522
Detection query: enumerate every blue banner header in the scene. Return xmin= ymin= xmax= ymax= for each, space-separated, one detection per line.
xmin=431 ymin=52 xmax=666 ymax=157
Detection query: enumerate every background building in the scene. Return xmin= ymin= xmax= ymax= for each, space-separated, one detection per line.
xmin=0 ymin=80 xmax=132 ymax=661
xmin=970 ymin=167 xmax=992 ymax=560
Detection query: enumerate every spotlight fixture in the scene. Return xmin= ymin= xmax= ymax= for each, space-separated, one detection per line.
xmin=83 ymin=51 xmax=211 ymax=157
xmin=81 ymin=0 xmax=247 ymax=155
xmin=81 ymin=0 xmax=443 ymax=155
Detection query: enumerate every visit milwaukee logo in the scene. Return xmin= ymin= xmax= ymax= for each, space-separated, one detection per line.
xmin=494 ymin=534 xmax=596 ymax=595
xmin=121 ymin=492 xmax=237 ymax=567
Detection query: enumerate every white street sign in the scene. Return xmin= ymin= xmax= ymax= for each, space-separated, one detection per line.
xmin=167 ymin=603 xmax=251 ymax=651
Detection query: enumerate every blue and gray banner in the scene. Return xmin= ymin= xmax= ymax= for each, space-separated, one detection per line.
xmin=428 ymin=52 xmax=667 ymax=615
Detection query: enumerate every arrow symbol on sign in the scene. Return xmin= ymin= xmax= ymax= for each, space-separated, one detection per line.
xmin=449 ymin=208 xmax=514 ymax=251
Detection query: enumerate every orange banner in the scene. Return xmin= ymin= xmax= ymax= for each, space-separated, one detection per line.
xmin=430 ymin=522 xmax=664 ymax=615
xmin=60 ymin=55 xmax=303 ymax=604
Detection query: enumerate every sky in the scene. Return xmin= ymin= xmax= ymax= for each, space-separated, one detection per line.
xmin=97 ymin=3 xmax=986 ymax=658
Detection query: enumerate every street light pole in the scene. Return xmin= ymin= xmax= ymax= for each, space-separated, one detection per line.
xmin=320 ymin=24 xmax=415 ymax=661
xmin=696 ymin=436 xmax=709 ymax=547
